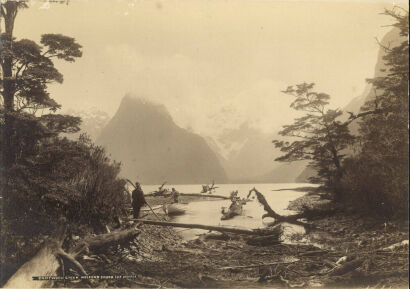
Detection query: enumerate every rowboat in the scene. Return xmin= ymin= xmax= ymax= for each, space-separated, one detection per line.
xmin=163 ymin=203 xmax=187 ymax=216
xmin=141 ymin=205 xmax=162 ymax=212
xmin=140 ymin=203 xmax=187 ymax=216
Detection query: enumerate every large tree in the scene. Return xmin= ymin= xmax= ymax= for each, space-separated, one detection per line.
xmin=0 ymin=3 xmax=130 ymax=281
xmin=341 ymin=8 xmax=409 ymax=217
xmin=1 ymin=1 xmax=82 ymax=200
xmin=273 ymin=83 xmax=355 ymax=197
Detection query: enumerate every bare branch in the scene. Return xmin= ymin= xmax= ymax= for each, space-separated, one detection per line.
xmin=375 ymin=37 xmax=392 ymax=52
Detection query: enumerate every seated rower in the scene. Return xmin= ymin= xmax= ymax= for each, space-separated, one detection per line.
xmin=171 ymin=188 xmax=180 ymax=203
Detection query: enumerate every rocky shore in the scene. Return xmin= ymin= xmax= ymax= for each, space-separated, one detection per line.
xmin=56 ymin=190 xmax=408 ymax=288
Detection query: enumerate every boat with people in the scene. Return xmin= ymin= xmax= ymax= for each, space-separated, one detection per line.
xmin=163 ymin=203 xmax=187 ymax=216
xmin=220 ymin=190 xmax=250 ymax=220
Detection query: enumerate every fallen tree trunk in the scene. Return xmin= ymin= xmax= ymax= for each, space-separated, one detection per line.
xmin=3 ymin=223 xmax=81 ymax=289
xmin=134 ymin=219 xmax=276 ymax=236
xmin=4 ymin=224 xmax=140 ymax=288
xmin=219 ymin=259 xmax=298 ymax=270
xmin=381 ymin=240 xmax=409 ymax=251
xmin=70 ymin=226 xmax=141 ymax=254
xmin=328 ymin=258 xmax=364 ymax=276
xmin=179 ymin=193 xmax=229 ymax=200
xmin=248 ymin=188 xmax=313 ymax=229
xmin=145 ymin=192 xmax=230 ymax=200
xmin=246 ymin=228 xmax=282 ymax=246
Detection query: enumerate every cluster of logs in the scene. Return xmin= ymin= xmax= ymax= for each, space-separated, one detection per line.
xmin=5 ymin=187 xmax=310 ymax=288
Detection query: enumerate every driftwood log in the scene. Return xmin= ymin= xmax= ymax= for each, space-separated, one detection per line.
xmin=70 ymin=226 xmax=141 ymax=254
xmin=200 ymin=180 xmax=219 ymax=194
xmin=144 ymin=192 xmax=230 ymax=200
xmin=3 ymin=223 xmax=84 ymax=289
xmin=219 ymin=259 xmax=297 ymax=270
xmin=134 ymin=219 xmax=280 ymax=236
xmin=4 ymin=224 xmax=140 ymax=288
xmin=246 ymin=233 xmax=282 ymax=246
xmin=328 ymin=258 xmax=364 ymax=276
xmin=126 ymin=178 xmax=229 ymax=199
xmin=179 ymin=193 xmax=229 ymax=200
xmin=248 ymin=188 xmax=312 ymax=229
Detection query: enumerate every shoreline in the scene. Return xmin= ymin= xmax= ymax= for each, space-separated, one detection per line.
xmin=55 ymin=187 xmax=408 ymax=288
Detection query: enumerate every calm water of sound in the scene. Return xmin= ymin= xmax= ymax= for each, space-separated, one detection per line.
xmin=139 ymin=183 xmax=317 ymax=240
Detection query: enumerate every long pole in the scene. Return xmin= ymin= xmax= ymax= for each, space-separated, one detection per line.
xmin=126 ymin=179 xmax=174 ymax=234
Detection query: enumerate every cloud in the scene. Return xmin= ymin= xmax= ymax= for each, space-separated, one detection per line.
xmin=24 ymin=0 xmax=404 ymax=139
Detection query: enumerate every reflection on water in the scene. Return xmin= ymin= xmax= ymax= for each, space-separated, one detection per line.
xmin=141 ymin=183 xmax=317 ymax=240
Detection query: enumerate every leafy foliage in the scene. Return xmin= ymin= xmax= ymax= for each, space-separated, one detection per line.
xmin=4 ymin=135 xmax=128 ymax=228
xmin=273 ymin=83 xmax=354 ymax=195
xmin=1 ymin=0 xmax=83 ymax=182
xmin=274 ymin=8 xmax=408 ymax=216
xmin=1 ymin=134 xmax=129 ymax=284
xmin=41 ymin=34 xmax=82 ymax=62
xmin=1 ymin=33 xmax=82 ymax=112
xmin=340 ymin=8 xmax=409 ymax=219
xmin=1 ymin=3 xmax=129 ymax=279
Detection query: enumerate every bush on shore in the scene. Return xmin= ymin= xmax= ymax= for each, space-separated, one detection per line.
xmin=1 ymin=134 xmax=129 ymax=284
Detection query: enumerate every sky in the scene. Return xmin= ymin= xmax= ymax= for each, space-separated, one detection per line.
xmin=12 ymin=0 xmax=408 ymax=137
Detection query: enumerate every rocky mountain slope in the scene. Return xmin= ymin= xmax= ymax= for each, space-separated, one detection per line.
xmin=97 ymin=96 xmax=227 ymax=185
xmin=205 ymin=124 xmax=311 ymax=183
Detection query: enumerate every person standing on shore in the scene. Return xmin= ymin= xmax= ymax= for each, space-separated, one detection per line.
xmin=132 ymin=182 xmax=146 ymax=219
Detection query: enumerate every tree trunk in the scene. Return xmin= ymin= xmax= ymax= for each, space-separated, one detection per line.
xmin=248 ymin=188 xmax=314 ymax=230
xmin=179 ymin=193 xmax=229 ymax=200
xmin=3 ymin=225 xmax=67 ymax=288
xmin=1 ymin=1 xmax=18 ymax=202
xmin=328 ymin=258 xmax=364 ymax=276
xmin=219 ymin=259 xmax=297 ymax=270
xmin=133 ymin=219 xmax=276 ymax=236
xmin=70 ymin=226 xmax=141 ymax=254
xmin=145 ymin=192 xmax=230 ymax=200
xmin=245 ymin=232 xmax=282 ymax=246
xmin=3 ymin=226 xmax=140 ymax=288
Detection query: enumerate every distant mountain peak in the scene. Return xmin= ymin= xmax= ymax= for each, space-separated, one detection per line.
xmin=118 ymin=94 xmax=173 ymax=121
xmin=97 ymin=96 xmax=227 ymax=185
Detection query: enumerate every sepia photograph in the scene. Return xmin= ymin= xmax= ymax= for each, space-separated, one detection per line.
xmin=0 ymin=0 xmax=409 ymax=288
